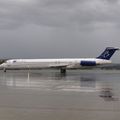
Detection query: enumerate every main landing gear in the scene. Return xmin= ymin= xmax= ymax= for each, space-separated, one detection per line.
xmin=3 ymin=68 xmax=6 ymax=72
xmin=60 ymin=68 xmax=66 ymax=74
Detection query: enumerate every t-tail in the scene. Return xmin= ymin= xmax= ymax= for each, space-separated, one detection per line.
xmin=97 ymin=47 xmax=119 ymax=60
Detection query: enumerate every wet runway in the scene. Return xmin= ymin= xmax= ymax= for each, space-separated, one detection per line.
xmin=0 ymin=70 xmax=120 ymax=120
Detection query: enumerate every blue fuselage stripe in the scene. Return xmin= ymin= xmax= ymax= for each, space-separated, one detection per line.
xmin=80 ymin=61 xmax=96 ymax=66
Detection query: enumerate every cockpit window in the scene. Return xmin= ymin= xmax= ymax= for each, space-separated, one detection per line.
xmin=4 ymin=60 xmax=17 ymax=63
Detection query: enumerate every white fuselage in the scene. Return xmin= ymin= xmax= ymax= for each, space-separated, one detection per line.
xmin=0 ymin=58 xmax=111 ymax=69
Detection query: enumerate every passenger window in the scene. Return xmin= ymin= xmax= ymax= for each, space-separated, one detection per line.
xmin=13 ymin=60 xmax=16 ymax=63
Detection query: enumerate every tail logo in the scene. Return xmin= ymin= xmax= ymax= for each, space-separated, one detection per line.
xmin=102 ymin=51 xmax=110 ymax=58
xmin=97 ymin=47 xmax=119 ymax=60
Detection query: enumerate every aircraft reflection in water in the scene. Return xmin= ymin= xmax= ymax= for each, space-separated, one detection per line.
xmin=0 ymin=70 xmax=118 ymax=101
xmin=1 ymin=71 xmax=97 ymax=92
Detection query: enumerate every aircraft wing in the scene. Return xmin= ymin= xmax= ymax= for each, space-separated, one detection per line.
xmin=49 ymin=64 xmax=68 ymax=68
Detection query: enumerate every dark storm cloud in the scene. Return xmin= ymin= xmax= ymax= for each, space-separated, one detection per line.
xmin=0 ymin=0 xmax=120 ymax=29
xmin=0 ymin=0 xmax=120 ymax=62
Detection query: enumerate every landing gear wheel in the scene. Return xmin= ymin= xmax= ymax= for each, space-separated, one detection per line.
xmin=3 ymin=68 xmax=6 ymax=72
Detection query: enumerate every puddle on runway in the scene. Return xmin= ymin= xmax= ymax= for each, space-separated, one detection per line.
xmin=0 ymin=70 xmax=120 ymax=120
xmin=0 ymin=70 xmax=119 ymax=100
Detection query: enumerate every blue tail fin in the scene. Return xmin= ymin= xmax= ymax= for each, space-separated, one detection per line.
xmin=97 ymin=47 xmax=119 ymax=60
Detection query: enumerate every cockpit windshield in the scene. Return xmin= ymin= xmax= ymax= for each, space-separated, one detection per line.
xmin=5 ymin=60 xmax=17 ymax=63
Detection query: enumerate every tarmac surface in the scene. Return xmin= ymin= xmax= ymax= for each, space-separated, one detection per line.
xmin=0 ymin=69 xmax=120 ymax=120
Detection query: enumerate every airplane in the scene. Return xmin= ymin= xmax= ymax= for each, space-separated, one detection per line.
xmin=0 ymin=47 xmax=119 ymax=73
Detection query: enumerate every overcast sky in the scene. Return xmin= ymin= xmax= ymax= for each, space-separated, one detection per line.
xmin=0 ymin=0 xmax=120 ymax=62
